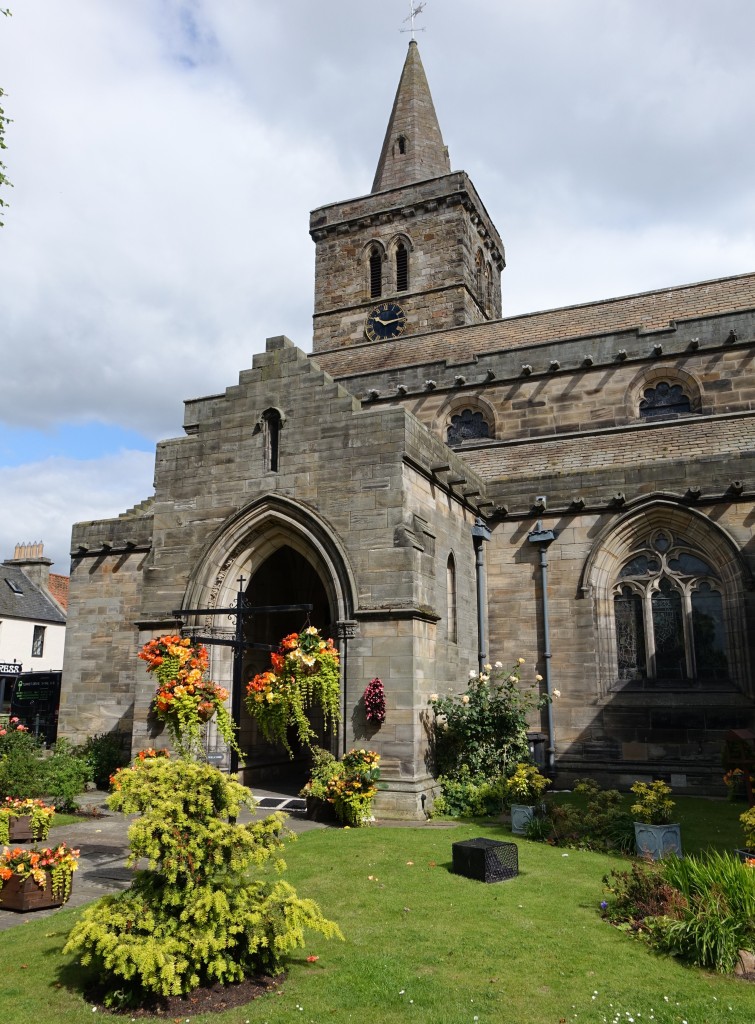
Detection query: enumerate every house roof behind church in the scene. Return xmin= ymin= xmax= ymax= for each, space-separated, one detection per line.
xmin=314 ymin=270 xmax=755 ymax=380
xmin=0 ymin=564 xmax=66 ymax=624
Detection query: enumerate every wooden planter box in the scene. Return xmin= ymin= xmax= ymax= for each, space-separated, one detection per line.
xmin=7 ymin=815 xmax=34 ymax=842
xmin=0 ymin=871 xmax=68 ymax=912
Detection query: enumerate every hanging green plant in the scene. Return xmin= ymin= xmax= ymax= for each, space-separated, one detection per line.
xmin=245 ymin=627 xmax=341 ymax=755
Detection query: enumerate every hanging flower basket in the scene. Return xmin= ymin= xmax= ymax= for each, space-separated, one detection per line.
xmin=139 ymin=635 xmax=241 ymax=760
xmin=0 ymin=843 xmax=79 ymax=911
xmin=245 ymin=627 xmax=341 ymax=755
xmin=363 ymin=677 xmax=386 ymax=726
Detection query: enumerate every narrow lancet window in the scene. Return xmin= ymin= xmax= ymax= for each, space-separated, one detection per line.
xmin=447 ymin=554 xmax=458 ymax=643
xmin=262 ymin=408 xmax=282 ymax=473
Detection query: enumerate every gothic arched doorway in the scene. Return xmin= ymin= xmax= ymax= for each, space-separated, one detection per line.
xmin=239 ymin=545 xmax=336 ymax=788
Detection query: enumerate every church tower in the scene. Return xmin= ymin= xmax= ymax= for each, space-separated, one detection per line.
xmin=310 ymin=40 xmax=505 ymax=354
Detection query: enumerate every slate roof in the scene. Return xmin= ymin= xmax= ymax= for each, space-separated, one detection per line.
xmin=0 ymin=564 xmax=67 ymax=624
xmin=314 ymin=270 xmax=755 ymax=380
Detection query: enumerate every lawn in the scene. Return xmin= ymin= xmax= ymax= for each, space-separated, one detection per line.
xmin=2 ymin=807 xmax=754 ymax=1024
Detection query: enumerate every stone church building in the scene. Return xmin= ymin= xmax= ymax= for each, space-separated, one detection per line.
xmin=60 ymin=42 xmax=755 ymax=817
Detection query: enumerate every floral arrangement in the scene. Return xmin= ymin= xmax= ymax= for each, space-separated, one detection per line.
xmin=504 ymin=762 xmax=550 ymax=805
xmin=0 ymin=716 xmax=29 ymax=737
xmin=245 ymin=627 xmax=341 ymax=755
xmin=0 ymin=797 xmax=55 ymax=844
xmin=0 ymin=842 xmax=80 ymax=902
xmin=630 ymin=779 xmax=676 ymax=825
xmin=301 ymin=747 xmax=380 ymax=826
xmin=363 ymin=677 xmax=386 ymax=725
xmin=740 ymin=806 xmax=755 ymax=852
xmin=139 ymin=635 xmax=239 ymax=759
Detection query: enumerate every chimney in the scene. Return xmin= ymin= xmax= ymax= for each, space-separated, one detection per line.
xmin=6 ymin=541 xmax=53 ymax=590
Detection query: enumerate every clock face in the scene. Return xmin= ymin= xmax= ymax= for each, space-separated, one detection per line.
xmin=364 ymin=302 xmax=407 ymax=342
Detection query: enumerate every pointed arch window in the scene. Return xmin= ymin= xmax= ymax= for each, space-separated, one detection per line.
xmin=396 ymin=241 xmax=409 ymax=292
xmin=262 ymin=408 xmax=282 ymax=473
xmin=446 ymin=554 xmax=458 ymax=643
xmin=475 ymin=249 xmax=484 ymax=302
xmin=613 ymin=529 xmax=729 ymax=683
xmin=369 ymin=246 xmax=382 ymax=299
xmin=397 ymin=134 xmax=407 ymax=155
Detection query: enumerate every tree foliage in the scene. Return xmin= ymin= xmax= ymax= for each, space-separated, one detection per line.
xmin=64 ymin=758 xmax=343 ymax=1005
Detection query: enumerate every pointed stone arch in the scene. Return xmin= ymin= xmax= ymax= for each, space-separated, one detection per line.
xmin=581 ymin=499 xmax=751 ymax=696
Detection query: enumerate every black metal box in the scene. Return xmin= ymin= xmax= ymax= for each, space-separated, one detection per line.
xmin=452 ymin=837 xmax=518 ymax=883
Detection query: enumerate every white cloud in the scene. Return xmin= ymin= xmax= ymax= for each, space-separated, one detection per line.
xmin=0 ymin=451 xmax=155 ymax=571
xmin=0 ymin=0 xmax=754 ymax=563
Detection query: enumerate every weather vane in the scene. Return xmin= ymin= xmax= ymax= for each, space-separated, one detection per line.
xmin=401 ymin=1 xmax=427 ymax=39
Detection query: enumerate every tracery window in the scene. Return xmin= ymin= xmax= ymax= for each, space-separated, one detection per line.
xmin=613 ymin=529 xmax=728 ymax=682
xmin=369 ymin=246 xmax=382 ymax=299
xmin=639 ymin=381 xmax=692 ymax=420
xmin=446 ymin=408 xmax=491 ymax=446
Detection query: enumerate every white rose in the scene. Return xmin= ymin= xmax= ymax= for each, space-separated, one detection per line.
xmin=483 ymin=663 xmax=492 ymax=673
xmin=461 ymin=694 xmax=470 ymax=705
xmin=469 ymin=670 xmax=477 ymax=678
xmin=429 ymin=693 xmax=439 ymax=702
xmin=494 ymin=661 xmax=503 ymax=669
xmin=535 ymin=673 xmax=543 ymax=682
xmin=518 ymin=657 xmax=526 ymax=665
xmin=553 ymin=689 xmax=561 ymax=698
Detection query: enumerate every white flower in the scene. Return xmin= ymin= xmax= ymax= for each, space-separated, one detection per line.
xmin=535 ymin=673 xmax=543 ymax=682
xmin=508 ymin=675 xmax=517 ymax=683
xmin=494 ymin=661 xmax=503 ymax=669
xmin=461 ymin=694 xmax=470 ymax=705
xmin=479 ymin=673 xmax=489 ymax=682
xmin=553 ymin=688 xmax=561 ymax=698
xmin=429 ymin=693 xmax=438 ymax=702
xmin=469 ymin=670 xmax=477 ymax=678
xmin=518 ymin=657 xmax=526 ymax=664
xmin=483 ymin=663 xmax=492 ymax=672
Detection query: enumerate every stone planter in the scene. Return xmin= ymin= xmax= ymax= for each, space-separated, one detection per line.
xmin=0 ymin=871 xmax=69 ymax=912
xmin=511 ymin=803 xmax=542 ymax=836
xmin=633 ymin=821 xmax=682 ymax=861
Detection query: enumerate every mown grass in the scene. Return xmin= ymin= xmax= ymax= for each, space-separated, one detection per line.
xmin=1 ymin=811 xmax=754 ymax=1024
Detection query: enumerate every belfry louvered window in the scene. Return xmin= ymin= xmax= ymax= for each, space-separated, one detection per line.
xmin=396 ymin=241 xmax=409 ymax=292
xmin=369 ymin=247 xmax=382 ymax=299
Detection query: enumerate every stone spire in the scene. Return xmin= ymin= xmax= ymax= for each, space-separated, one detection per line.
xmin=371 ymin=39 xmax=451 ymax=193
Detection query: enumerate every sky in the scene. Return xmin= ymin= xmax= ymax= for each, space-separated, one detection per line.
xmin=1 ymin=0 xmax=754 ymax=572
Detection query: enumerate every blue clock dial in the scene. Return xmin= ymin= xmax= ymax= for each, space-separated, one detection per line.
xmin=364 ymin=302 xmax=407 ymax=342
